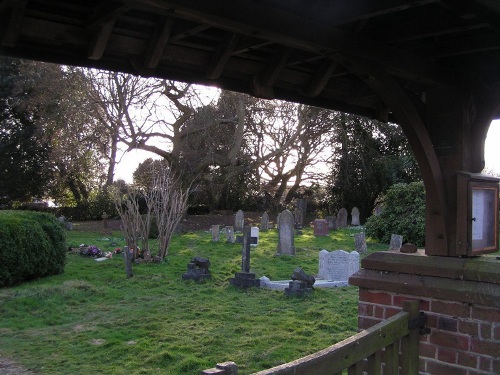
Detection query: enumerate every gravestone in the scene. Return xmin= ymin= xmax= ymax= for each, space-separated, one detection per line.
xmin=296 ymin=198 xmax=307 ymax=214
xmin=374 ymin=204 xmax=383 ymax=216
xmin=102 ymin=212 xmax=109 ymax=229
xmin=389 ymin=234 xmax=404 ymax=251
xmin=277 ymin=209 xmax=295 ymax=255
xmin=293 ymin=207 xmax=304 ymax=228
xmin=182 ymin=257 xmax=211 ymax=282
xmin=226 ymin=226 xmax=235 ymax=243
xmin=354 ymin=232 xmax=367 ymax=253
xmin=351 ymin=207 xmax=360 ymax=226
xmin=250 ymin=226 xmax=259 ymax=246
xmin=260 ymin=212 xmax=270 ymax=231
xmin=337 ymin=208 xmax=348 ymax=228
xmin=229 ymin=226 xmax=260 ymax=288
xmin=313 ymin=219 xmax=329 ymax=236
xmin=325 ymin=216 xmax=337 ymax=230
xmin=234 ymin=209 xmax=244 ymax=231
xmin=123 ymin=246 xmax=133 ymax=278
xmin=284 ymin=267 xmax=315 ymax=297
xmin=211 ymin=225 xmax=220 ymax=242
xmin=318 ymin=250 xmax=359 ymax=281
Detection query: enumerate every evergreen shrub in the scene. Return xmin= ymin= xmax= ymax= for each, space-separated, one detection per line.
xmin=365 ymin=181 xmax=426 ymax=246
xmin=0 ymin=210 xmax=66 ymax=286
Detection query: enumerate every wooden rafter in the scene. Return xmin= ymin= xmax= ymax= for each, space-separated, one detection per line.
xmin=206 ymin=32 xmax=240 ymax=79
xmin=144 ymin=17 xmax=175 ymax=69
xmin=252 ymin=46 xmax=292 ymax=98
xmin=303 ymin=59 xmax=337 ymax=97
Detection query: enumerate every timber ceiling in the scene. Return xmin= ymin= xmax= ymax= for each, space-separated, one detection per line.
xmin=1 ymin=0 xmax=500 ymax=121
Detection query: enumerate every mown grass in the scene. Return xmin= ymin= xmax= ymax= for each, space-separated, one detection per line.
xmin=0 ymin=224 xmax=388 ymax=374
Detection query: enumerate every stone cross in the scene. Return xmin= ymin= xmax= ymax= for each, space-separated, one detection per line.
xmin=241 ymin=226 xmax=251 ymax=273
xmin=277 ymin=209 xmax=295 ymax=255
xmin=351 ymin=207 xmax=360 ymax=226
xmin=234 ymin=209 xmax=244 ymax=232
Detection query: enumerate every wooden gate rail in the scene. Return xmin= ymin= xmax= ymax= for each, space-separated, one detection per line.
xmin=202 ymin=301 xmax=423 ymax=375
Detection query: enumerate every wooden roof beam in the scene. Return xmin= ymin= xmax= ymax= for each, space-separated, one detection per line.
xmin=169 ymin=24 xmax=210 ymax=42
xmin=144 ymin=17 xmax=174 ymax=69
xmin=1 ymin=0 xmax=26 ymax=47
xmin=252 ymin=46 xmax=292 ymax=98
xmin=303 ymin=58 xmax=337 ymax=97
xmin=206 ymin=32 xmax=240 ymax=79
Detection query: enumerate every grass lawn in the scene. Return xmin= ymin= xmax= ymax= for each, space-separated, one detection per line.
xmin=0 ymin=224 xmax=387 ymax=375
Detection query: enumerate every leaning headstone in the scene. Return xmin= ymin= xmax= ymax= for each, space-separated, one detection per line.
xmin=260 ymin=212 xmax=270 ymax=231
xmin=337 ymin=208 xmax=348 ymax=228
xmin=325 ymin=216 xmax=337 ymax=230
xmin=123 ymin=246 xmax=133 ymax=278
xmin=277 ymin=209 xmax=295 ymax=255
xmin=293 ymin=207 xmax=304 ymax=228
xmin=318 ymin=250 xmax=359 ymax=281
xmin=229 ymin=226 xmax=260 ymax=288
xmin=211 ymin=225 xmax=220 ymax=242
xmin=313 ymin=219 xmax=329 ymax=236
xmin=226 ymin=226 xmax=235 ymax=243
xmin=389 ymin=234 xmax=404 ymax=251
xmin=285 ymin=267 xmax=315 ymax=296
xmin=354 ymin=232 xmax=367 ymax=253
xmin=234 ymin=210 xmax=244 ymax=232
xmin=351 ymin=207 xmax=360 ymax=226
xmin=182 ymin=257 xmax=211 ymax=282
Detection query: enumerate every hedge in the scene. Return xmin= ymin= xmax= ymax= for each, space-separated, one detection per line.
xmin=0 ymin=210 xmax=66 ymax=287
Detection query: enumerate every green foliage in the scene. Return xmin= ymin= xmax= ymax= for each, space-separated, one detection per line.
xmin=0 ymin=225 xmax=379 ymax=374
xmin=365 ymin=181 xmax=426 ymax=246
xmin=0 ymin=211 xmax=66 ymax=286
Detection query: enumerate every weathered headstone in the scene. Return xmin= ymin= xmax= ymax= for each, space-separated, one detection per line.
xmin=123 ymin=246 xmax=133 ymax=278
xmin=337 ymin=208 xmax=348 ymax=228
xmin=354 ymin=232 xmax=367 ymax=253
xmin=284 ymin=267 xmax=315 ymax=296
xmin=374 ymin=204 xmax=383 ymax=216
xmin=182 ymin=256 xmax=211 ymax=282
xmin=293 ymin=207 xmax=304 ymax=228
xmin=325 ymin=216 xmax=337 ymax=230
xmin=250 ymin=226 xmax=259 ymax=246
xmin=313 ymin=219 xmax=329 ymax=236
xmin=226 ymin=226 xmax=235 ymax=243
xmin=296 ymin=198 xmax=307 ymax=214
xmin=260 ymin=212 xmax=270 ymax=231
xmin=318 ymin=250 xmax=359 ymax=281
xmin=211 ymin=225 xmax=220 ymax=242
xmin=351 ymin=207 xmax=360 ymax=226
xmin=234 ymin=210 xmax=244 ymax=232
xmin=277 ymin=209 xmax=295 ymax=255
xmin=229 ymin=226 xmax=260 ymax=288
xmin=389 ymin=234 xmax=404 ymax=251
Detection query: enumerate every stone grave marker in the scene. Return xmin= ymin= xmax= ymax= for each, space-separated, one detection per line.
xmin=182 ymin=257 xmax=211 ymax=281
xmin=293 ymin=207 xmax=304 ymax=228
xmin=313 ymin=219 xmax=329 ymax=236
xmin=318 ymin=250 xmax=359 ymax=281
xmin=296 ymin=198 xmax=307 ymax=214
xmin=325 ymin=216 xmax=337 ymax=230
xmin=284 ymin=267 xmax=315 ymax=296
xmin=234 ymin=209 xmax=244 ymax=231
xmin=277 ymin=209 xmax=295 ymax=255
xmin=389 ymin=234 xmax=403 ymax=251
xmin=229 ymin=226 xmax=260 ymax=288
xmin=211 ymin=225 xmax=220 ymax=242
xmin=250 ymin=226 xmax=259 ymax=246
xmin=260 ymin=212 xmax=270 ymax=231
xmin=373 ymin=204 xmax=383 ymax=216
xmin=337 ymin=208 xmax=348 ymax=228
xmin=351 ymin=207 xmax=360 ymax=226
xmin=226 ymin=226 xmax=235 ymax=243
xmin=354 ymin=232 xmax=367 ymax=253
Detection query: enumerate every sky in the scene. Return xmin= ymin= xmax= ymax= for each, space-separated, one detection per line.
xmin=114 ymin=119 xmax=500 ymax=183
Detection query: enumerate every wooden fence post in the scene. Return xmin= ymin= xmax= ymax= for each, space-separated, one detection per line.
xmin=401 ymin=300 xmax=420 ymax=375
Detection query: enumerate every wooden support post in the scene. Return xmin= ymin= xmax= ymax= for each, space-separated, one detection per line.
xmin=400 ymin=301 xmax=420 ymax=375
xmin=123 ymin=246 xmax=133 ymax=278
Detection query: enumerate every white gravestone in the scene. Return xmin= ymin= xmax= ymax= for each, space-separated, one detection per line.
xmin=277 ymin=209 xmax=295 ymax=255
xmin=250 ymin=226 xmax=259 ymax=246
xmin=351 ymin=207 xmax=360 ymax=226
xmin=318 ymin=250 xmax=359 ymax=281
xmin=234 ymin=210 xmax=244 ymax=232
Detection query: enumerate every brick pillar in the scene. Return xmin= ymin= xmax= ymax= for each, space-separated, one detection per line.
xmin=350 ymin=251 xmax=500 ymax=375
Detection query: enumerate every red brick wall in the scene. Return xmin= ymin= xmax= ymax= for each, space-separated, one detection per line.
xmin=358 ymin=289 xmax=500 ymax=375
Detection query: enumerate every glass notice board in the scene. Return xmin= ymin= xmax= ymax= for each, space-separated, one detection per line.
xmin=470 ymin=185 xmax=498 ymax=254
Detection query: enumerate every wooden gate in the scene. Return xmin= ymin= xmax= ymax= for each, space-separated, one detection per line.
xmin=202 ymin=300 xmax=424 ymax=375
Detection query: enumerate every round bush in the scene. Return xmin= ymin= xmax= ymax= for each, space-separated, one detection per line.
xmin=365 ymin=181 xmax=426 ymax=246
xmin=0 ymin=211 xmax=66 ymax=287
